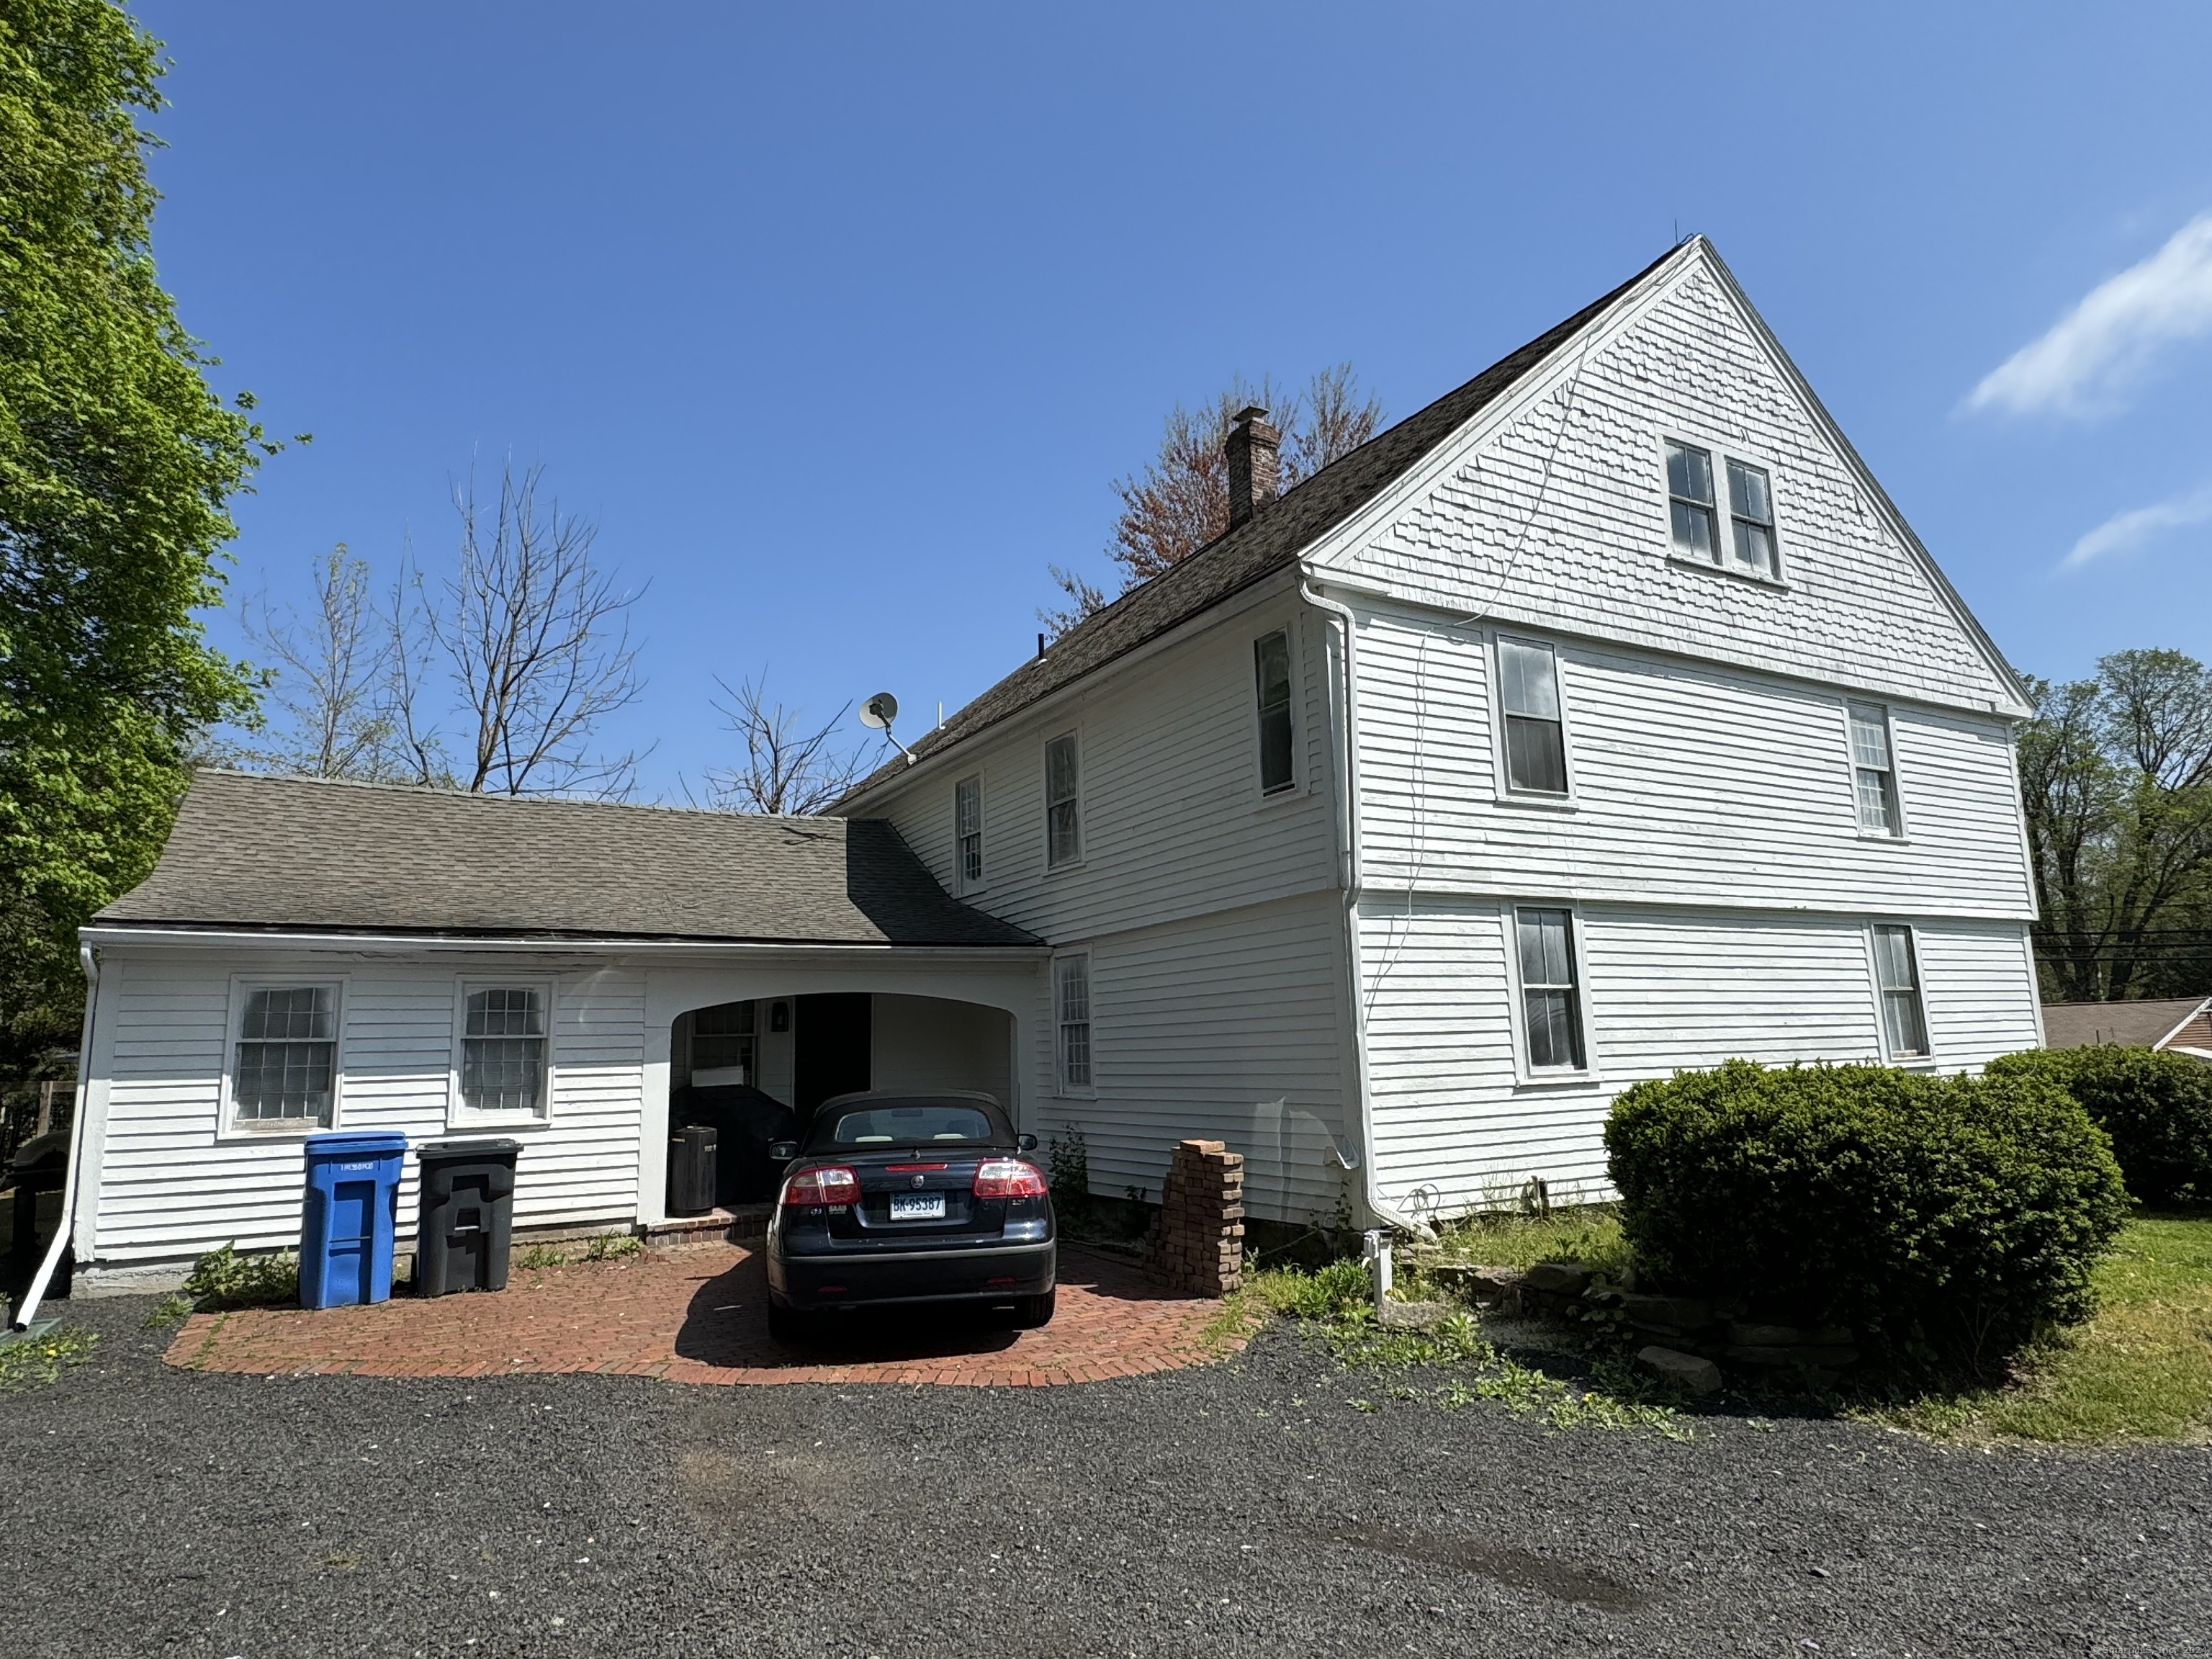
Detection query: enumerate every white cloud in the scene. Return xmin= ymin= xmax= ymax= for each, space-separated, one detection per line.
xmin=2060 ymin=484 xmax=2212 ymax=571
xmin=1969 ymin=212 xmax=2212 ymax=418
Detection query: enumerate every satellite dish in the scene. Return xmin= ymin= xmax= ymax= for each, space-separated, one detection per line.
xmin=860 ymin=692 xmax=899 ymax=731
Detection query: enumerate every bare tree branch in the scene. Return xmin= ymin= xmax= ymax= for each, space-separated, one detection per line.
xmin=431 ymin=461 xmax=647 ymax=797
xmin=706 ymin=673 xmax=868 ymax=815
xmin=235 ymin=544 xmax=405 ymax=780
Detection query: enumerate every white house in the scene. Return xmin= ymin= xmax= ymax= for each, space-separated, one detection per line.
xmin=52 ymin=236 xmax=2042 ymax=1290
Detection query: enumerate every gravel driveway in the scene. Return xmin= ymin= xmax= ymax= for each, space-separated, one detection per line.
xmin=4 ymin=1292 xmax=2205 ymax=1658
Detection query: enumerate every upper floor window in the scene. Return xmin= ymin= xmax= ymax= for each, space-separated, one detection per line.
xmin=1727 ymin=459 xmax=1777 ymax=575
xmin=462 ymin=986 xmax=549 ymax=1117
xmin=1848 ymin=703 xmax=1902 ymax=835
xmin=1498 ymin=639 xmax=1569 ymax=796
xmin=1515 ymin=908 xmax=1587 ymax=1073
xmin=1254 ymin=629 xmax=1294 ymax=794
xmin=232 ymin=984 xmax=338 ymax=1127
xmin=1045 ymin=732 xmax=1082 ymax=867
xmin=954 ymin=775 xmax=984 ymax=886
xmin=1055 ymin=954 xmax=1093 ymax=1091
xmin=1871 ymin=925 xmax=1929 ymax=1060
xmin=1665 ymin=440 xmax=1719 ymax=560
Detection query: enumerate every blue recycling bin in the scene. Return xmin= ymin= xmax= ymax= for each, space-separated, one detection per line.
xmin=300 ymin=1130 xmax=407 ymax=1310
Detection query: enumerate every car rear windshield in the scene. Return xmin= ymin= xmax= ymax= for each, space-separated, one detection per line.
xmin=820 ymin=1105 xmax=999 ymax=1148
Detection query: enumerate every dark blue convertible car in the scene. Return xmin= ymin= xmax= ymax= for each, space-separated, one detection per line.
xmin=764 ymin=1090 xmax=1057 ymax=1341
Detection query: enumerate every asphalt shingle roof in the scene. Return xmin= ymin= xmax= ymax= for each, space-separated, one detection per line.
xmin=837 ymin=246 xmax=1679 ymax=805
xmin=2040 ymin=997 xmax=2212 ymax=1052
xmin=97 ymin=770 xmax=1040 ymax=948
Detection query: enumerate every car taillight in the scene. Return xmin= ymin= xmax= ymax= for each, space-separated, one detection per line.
xmin=782 ymin=1166 xmax=860 ymax=1206
xmin=973 ymin=1159 xmax=1048 ymax=1199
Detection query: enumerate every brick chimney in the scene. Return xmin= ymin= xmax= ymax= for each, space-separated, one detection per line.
xmin=1224 ymin=405 xmax=1280 ymax=529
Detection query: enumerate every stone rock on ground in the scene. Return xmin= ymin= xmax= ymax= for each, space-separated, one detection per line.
xmin=1521 ymin=1262 xmax=1592 ymax=1297
xmin=1635 ymin=1344 xmax=1723 ymax=1396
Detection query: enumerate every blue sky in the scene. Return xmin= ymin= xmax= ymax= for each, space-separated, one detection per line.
xmin=138 ymin=1 xmax=2212 ymax=799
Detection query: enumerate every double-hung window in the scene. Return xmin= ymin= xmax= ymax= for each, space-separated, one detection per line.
xmin=1848 ymin=703 xmax=1902 ymax=835
xmin=1665 ymin=441 xmax=1719 ymax=560
xmin=1254 ymin=629 xmax=1295 ymax=794
xmin=1045 ymin=732 xmax=1082 ymax=867
xmin=231 ymin=985 xmax=339 ymax=1128
xmin=954 ymin=775 xmax=984 ymax=887
xmin=1727 ymin=460 xmax=1778 ymax=575
xmin=461 ymin=986 xmax=549 ymax=1117
xmin=689 ymin=1000 xmax=755 ymax=1087
xmin=1055 ymin=955 xmax=1093 ymax=1092
xmin=1498 ymin=639 xmax=1569 ymax=796
xmin=1667 ymin=439 xmax=1782 ymax=579
xmin=1871 ymin=925 xmax=1930 ymax=1060
xmin=1515 ymin=908 xmax=1587 ymax=1073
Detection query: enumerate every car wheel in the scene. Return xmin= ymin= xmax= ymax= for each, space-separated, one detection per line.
xmin=1012 ymin=1289 xmax=1056 ymax=1328
xmin=767 ymin=1302 xmax=809 ymax=1344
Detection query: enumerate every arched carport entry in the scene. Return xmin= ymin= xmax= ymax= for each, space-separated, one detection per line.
xmin=638 ymin=949 xmax=1047 ymax=1224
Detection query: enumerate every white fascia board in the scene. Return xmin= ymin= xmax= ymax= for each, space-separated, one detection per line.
xmin=839 ymin=565 xmax=1303 ymax=810
xmin=2152 ymin=997 xmax=2212 ymax=1051
xmin=79 ymin=925 xmax=1049 ymax=965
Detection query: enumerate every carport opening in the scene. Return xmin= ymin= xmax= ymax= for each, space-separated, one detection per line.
xmin=668 ymin=993 xmax=1016 ymax=1210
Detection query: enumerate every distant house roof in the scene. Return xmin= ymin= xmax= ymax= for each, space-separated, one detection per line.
xmin=96 ymin=770 xmax=1040 ymax=948
xmin=2041 ymin=997 xmax=2212 ymax=1054
xmin=836 ymin=246 xmax=1683 ymax=806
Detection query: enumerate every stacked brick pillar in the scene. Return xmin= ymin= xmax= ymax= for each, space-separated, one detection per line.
xmin=1147 ymin=1138 xmax=1245 ymax=1298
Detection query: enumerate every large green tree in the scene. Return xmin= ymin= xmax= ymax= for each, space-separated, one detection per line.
xmin=1 ymin=1 xmax=274 ymax=1070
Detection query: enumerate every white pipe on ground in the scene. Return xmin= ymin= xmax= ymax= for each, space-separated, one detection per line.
xmin=11 ymin=944 xmax=99 ymax=1331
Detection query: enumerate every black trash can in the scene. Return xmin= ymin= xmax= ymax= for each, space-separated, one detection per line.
xmin=7 ymin=1130 xmax=69 ymax=1267
xmin=666 ymin=1123 xmax=718 ymax=1216
xmin=415 ymin=1138 xmax=521 ymax=1297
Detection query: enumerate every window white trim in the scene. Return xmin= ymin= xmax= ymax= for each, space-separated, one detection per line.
xmin=1043 ymin=728 xmax=1084 ymax=871
xmin=1844 ymin=700 xmax=1909 ymax=841
xmin=1502 ymin=904 xmax=1600 ymax=1086
xmin=1657 ymin=429 xmax=1789 ymax=587
xmin=1864 ymin=922 xmax=1935 ymax=1066
xmin=1252 ymin=625 xmax=1298 ymax=799
xmin=953 ymin=772 xmax=986 ymax=894
xmin=217 ymin=974 xmax=349 ymax=1141
xmin=448 ymin=977 xmax=557 ymax=1128
xmin=1489 ymin=631 xmax=1577 ymax=806
xmin=1051 ymin=950 xmax=1096 ymax=1098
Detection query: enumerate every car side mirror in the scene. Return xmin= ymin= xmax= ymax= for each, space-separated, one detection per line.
xmin=1017 ymin=1133 xmax=1039 ymax=1152
xmin=767 ymin=1141 xmax=797 ymax=1162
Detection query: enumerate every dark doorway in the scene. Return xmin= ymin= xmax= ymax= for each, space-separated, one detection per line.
xmin=793 ymin=994 xmax=872 ymax=1123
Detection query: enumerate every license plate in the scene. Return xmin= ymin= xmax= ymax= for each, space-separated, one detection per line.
xmin=889 ymin=1192 xmax=947 ymax=1221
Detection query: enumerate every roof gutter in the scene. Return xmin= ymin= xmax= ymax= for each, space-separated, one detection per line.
xmin=1302 ymin=577 xmax=1428 ymax=1239
xmin=11 ymin=944 xmax=99 ymax=1331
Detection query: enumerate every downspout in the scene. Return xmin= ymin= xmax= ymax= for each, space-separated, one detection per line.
xmin=1301 ymin=578 xmax=1427 ymax=1238
xmin=11 ymin=944 xmax=99 ymax=1330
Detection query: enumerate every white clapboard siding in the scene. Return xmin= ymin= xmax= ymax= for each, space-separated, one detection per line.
xmin=1030 ymin=893 xmax=1353 ymax=1225
xmin=871 ymin=994 xmax=1013 ymax=1104
xmin=1352 ymin=607 xmax=2033 ymax=920
xmin=1323 ymin=251 xmax=2018 ymax=718
xmin=1360 ymin=900 xmax=2044 ymax=1218
xmin=872 ymin=588 xmax=1341 ymax=948
xmin=93 ymin=952 xmax=646 ymax=1264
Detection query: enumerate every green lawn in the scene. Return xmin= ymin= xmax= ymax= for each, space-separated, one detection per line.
xmin=1931 ymin=1212 xmax=2212 ymax=1445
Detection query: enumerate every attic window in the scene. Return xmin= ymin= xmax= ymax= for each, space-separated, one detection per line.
xmin=1665 ymin=441 xmax=1718 ymax=559
xmin=1666 ymin=438 xmax=1784 ymax=580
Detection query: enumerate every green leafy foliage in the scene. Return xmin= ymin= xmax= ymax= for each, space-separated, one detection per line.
xmin=0 ymin=1323 xmax=96 ymax=1390
xmin=1986 ymin=1046 xmax=2212 ymax=1205
xmin=1606 ymin=1061 xmax=2131 ymax=1375
xmin=140 ymin=1292 xmax=191 ymax=1328
xmin=182 ymin=1241 xmax=298 ymax=1309
xmin=0 ymin=1 xmax=276 ymax=1072
xmin=582 ymin=1231 xmax=642 ymax=1261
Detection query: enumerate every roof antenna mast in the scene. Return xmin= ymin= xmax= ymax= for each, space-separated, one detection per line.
xmin=861 ymin=691 xmax=916 ymax=765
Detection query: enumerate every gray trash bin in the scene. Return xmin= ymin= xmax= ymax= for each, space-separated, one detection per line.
xmin=415 ymin=1138 xmax=521 ymax=1296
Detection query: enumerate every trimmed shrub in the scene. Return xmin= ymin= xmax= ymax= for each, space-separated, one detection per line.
xmin=1984 ymin=1045 xmax=2212 ymax=1206
xmin=1604 ymin=1061 xmax=2128 ymax=1375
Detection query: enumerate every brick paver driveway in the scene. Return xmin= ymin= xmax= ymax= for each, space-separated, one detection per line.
xmin=163 ymin=1241 xmax=1246 ymax=1386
